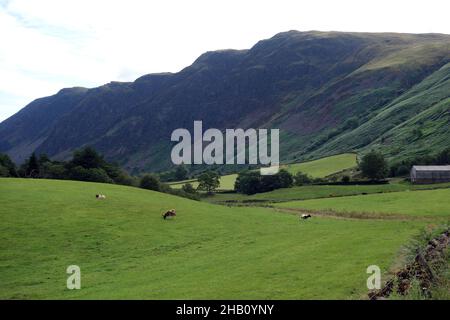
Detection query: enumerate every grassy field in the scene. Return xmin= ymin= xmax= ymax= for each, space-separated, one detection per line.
xmin=275 ymin=188 xmax=450 ymax=218
xmin=0 ymin=178 xmax=428 ymax=299
xmin=170 ymin=153 xmax=357 ymax=191
xmin=169 ymin=174 xmax=237 ymax=191
xmin=204 ymin=181 xmax=450 ymax=204
xmin=285 ymin=153 xmax=357 ymax=177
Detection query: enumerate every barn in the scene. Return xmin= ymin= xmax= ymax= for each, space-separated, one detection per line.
xmin=410 ymin=165 xmax=450 ymax=184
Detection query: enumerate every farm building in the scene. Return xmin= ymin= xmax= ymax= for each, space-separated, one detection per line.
xmin=410 ymin=165 xmax=450 ymax=184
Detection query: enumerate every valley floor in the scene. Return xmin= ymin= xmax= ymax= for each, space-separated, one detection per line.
xmin=0 ymin=178 xmax=448 ymax=299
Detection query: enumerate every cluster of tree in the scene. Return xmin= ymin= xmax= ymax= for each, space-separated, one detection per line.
xmin=196 ymin=171 xmax=220 ymax=194
xmin=389 ymin=147 xmax=450 ymax=177
xmin=6 ymin=147 xmax=135 ymax=185
xmin=0 ymin=153 xmax=17 ymax=177
xmin=292 ymin=171 xmax=313 ymax=186
xmin=359 ymin=150 xmax=389 ymax=181
xmin=234 ymin=169 xmax=294 ymax=195
xmin=139 ymin=173 xmax=199 ymax=200
xmin=5 ymin=146 xmax=445 ymax=199
xmin=0 ymin=148 xmax=201 ymax=201
xmin=158 ymin=165 xmax=189 ymax=182
xmin=232 ymin=151 xmax=392 ymax=195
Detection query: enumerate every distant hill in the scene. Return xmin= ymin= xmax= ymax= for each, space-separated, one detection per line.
xmin=1 ymin=31 xmax=449 ymax=173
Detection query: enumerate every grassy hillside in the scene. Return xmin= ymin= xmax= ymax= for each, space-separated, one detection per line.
xmin=169 ymin=174 xmax=237 ymax=191
xmin=284 ymin=153 xmax=357 ymax=177
xmin=309 ymin=62 xmax=450 ymax=161
xmin=0 ymin=178 xmax=427 ymax=299
xmin=170 ymin=153 xmax=357 ymax=191
xmin=275 ymin=188 xmax=450 ymax=218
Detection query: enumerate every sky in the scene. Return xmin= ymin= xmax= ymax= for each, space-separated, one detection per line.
xmin=1 ymin=0 xmax=449 ymax=122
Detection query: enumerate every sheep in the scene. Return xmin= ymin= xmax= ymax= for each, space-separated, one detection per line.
xmin=95 ymin=194 xmax=106 ymax=200
xmin=162 ymin=209 xmax=176 ymax=220
xmin=300 ymin=214 xmax=312 ymax=220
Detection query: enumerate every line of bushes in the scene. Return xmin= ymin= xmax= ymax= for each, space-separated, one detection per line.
xmin=0 ymin=147 xmax=199 ymax=201
xmin=233 ymin=150 xmax=391 ymax=195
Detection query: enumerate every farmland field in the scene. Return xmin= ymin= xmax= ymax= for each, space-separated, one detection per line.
xmin=170 ymin=153 xmax=357 ymax=191
xmin=275 ymin=188 xmax=450 ymax=218
xmin=204 ymin=181 xmax=450 ymax=204
xmin=169 ymin=174 xmax=237 ymax=191
xmin=0 ymin=178 xmax=427 ymax=299
xmin=285 ymin=153 xmax=357 ymax=177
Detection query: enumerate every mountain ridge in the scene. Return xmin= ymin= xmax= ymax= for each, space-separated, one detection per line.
xmin=1 ymin=30 xmax=449 ymax=173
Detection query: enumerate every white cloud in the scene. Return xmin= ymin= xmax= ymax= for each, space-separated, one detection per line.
xmin=1 ymin=0 xmax=449 ymax=121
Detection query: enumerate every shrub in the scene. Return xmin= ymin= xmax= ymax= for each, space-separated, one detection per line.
xmin=140 ymin=174 xmax=161 ymax=191
xmin=341 ymin=175 xmax=350 ymax=183
xmin=181 ymin=183 xmax=197 ymax=194
xmin=41 ymin=163 xmax=68 ymax=179
xmin=69 ymin=166 xmax=113 ymax=183
xmin=294 ymin=171 xmax=312 ymax=186
xmin=197 ymin=171 xmax=220 ymax=194
xmin=0 ymin=164 xmax=9 ymax=177
xmin=24 ymin=153 xmax=40 ymax=178
xmin=174 ymin=165 xmax=189 ymax=181
xmin=234 ymin=171 xmax=261 ymax=195
xmin=359 ymin=150 xmax=388 ymax=181
xmin=277 ymin=169 xmax=294 ymax=188
xmin=0 ymin=153 xmax=17 ymax=177
xmin=396 ymin=165 xmax=410 ymax=176
xmin=436 ymin=148 xmax=450 ymax=165
xmin=235 ymin=169 xmax=294 ymax=195
xmin=71 ymin=147 xmax=105 ymax=169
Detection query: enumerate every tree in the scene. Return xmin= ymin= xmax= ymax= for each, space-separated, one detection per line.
xmin=41 ymin=162 xmax=67 ymax=179
xmin=197 ymin=171 xmax=220 ymax=194
xmin=0 ymin=165 xmax=9 ymax=177
xmin=294 ymin=171 xmax=312 ymax=186
xmin=396 ymin=165 xmax=410 ymax=176
xmin=0 ymin=153 xmax=17 ymax=177
xmin=140 ymin=174 xmax=161 ymax=191
xmin=102 ymin=162 xmax=134 ymax=185
xmin=25 ymin=152 xmax=40 ymax=177
xmin=359 ymin=151 xmax=388 ymax=181
xmin=38 ymin=154 xmax=51 ymax=165
xmin=436 ymin=147 xmax=450 ymax=165
xmin=174 ymin=165 xmax=189 ymax=181
xmin=234 ymin=171 xmax=261 ymax=195
xmin=341 ymin=175 xmax=350 ymax=183
xmin=235 ymin=170 xmax=294 ymax=195
xmin=69 ymin=166 xmax=112 ymax=183
xmin=71 ymin=147 xmax=105 ymax=169
xmin=276 ymin=169 xmax=294 ymax=188
xmin=181 ymin=183 xmax=197 ymax=194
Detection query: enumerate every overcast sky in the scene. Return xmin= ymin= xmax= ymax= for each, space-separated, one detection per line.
xmin=1 ymin=0 xmax=449 ymax=122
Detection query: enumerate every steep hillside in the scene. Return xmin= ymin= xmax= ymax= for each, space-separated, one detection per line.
xmin=0 ymin=87 xmax=88 ymax=161
xmin=306 ymin=62 xmax=450 ymax=161
xmin=0 ymin=31 xmax=449 ymax=172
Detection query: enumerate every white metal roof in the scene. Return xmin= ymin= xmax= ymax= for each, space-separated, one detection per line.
xmin=412 ymin=165 xmax=450 ymax=171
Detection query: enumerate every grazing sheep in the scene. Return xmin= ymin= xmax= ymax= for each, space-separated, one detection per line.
xmin=301 ymin=214 xmax=312 ymax=220
xmin=162 ymin=209 xmax=176 ymax=220
xmin=95 ymin=194 xmax=106 ymax=200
